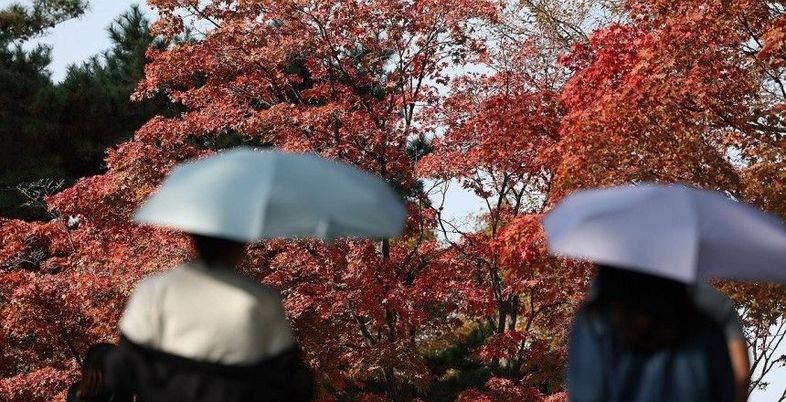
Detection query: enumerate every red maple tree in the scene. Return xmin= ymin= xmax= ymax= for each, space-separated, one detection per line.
xmin=2 ymin=0 xmax=786 ymax=401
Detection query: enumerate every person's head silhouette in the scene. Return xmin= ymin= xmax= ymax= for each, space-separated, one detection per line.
xmin=191 ymin=234 xmax=246 ymax=267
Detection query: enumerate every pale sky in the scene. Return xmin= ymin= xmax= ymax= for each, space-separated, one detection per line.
xmin=2 ymin=0 xmax=784 ymax=400
xmin=1 ymin=0 xmax=156 ymax=83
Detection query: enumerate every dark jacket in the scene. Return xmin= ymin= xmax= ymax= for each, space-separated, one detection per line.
xmin=567 ymin=309 xmax=735 ymax=402
xmin=106 ymin=336 xmax=314 ymax=402
xmin=66 ymin=381 xmax=133 ymax=402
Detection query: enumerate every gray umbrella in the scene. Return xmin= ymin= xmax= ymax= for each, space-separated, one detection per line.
xmin=133 ymin=147 xmax=406 ymax=242
xmin=544 ymin=183 xmax=786 ymax=283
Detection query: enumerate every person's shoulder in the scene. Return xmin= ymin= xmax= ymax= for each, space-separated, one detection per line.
xmin=572 ymin=307 xmax=591 ymax=325
xmin=234 ymin=276 xmax=285 ymax=307
xmin=692 ymin=282 xmax=735 ymax=316
xmin=132 ymin=262 xmax=194 ymax=291
xmin=120 ymin=264 xmax=189 ymax=335
xmin=203 ymin=265 xmax=283 ymax=301
xmin=573 ymin=305 xmax=610 ymax=335
xmin=227 ymin=276 xmax=288 ymax=320
xmin=253 ymin=282 xmax=284 ymax=301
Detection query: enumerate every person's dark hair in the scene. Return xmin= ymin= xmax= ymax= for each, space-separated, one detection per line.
xmin=585 ymin=265 xmax=708 ymax=352
xmin=191 ymin=234 xmax=246 ymax=266
xmin=77 ymin=342 xmax=115 ymax=398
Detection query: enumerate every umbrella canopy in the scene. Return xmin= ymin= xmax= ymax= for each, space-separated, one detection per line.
xmin=133 ymin=148 xmax=406 ymax=242
xmin=543 ymin=183 xmax=786 ymax=283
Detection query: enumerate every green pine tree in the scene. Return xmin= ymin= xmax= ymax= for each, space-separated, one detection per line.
xmin=56 ymin=4 xmax=180 ymax=178
xmin=0 ymin=1 xmax=87 ymax=220
xmin=0 ymin=4 xmax=184 ymax=220
xmin=0 ymin=0 xmax=87 ymax=42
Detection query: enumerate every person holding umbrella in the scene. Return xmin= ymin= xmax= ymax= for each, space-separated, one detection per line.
xmin=582 ymin=278 xmax=750 ymax=402
xmin=106 ymin=148 xmax=406 ymax=402
xmin=544 ymin=183 xmax=786 ymax=402
xmin=569 ymin=265 xmax=735 ymax=402
xmin=107 ymin=234 xmax=312 ymax=402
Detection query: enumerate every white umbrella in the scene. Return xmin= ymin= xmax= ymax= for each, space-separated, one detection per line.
xmin=543 ymin=183 xmax=786 ymax=283
xmin=133 ymin=147 xmax=406 ymax=242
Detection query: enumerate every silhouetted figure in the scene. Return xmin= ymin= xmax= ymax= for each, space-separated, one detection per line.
xmin=567 ymin=265 xmax=735 ymax=402
xmin=586 ymin=279 xmax=750 ymax=401
xmin=67 ymin=343 xmax=133 ymax=402
xmin=106 ymin=235 xmax=314 ymax=402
